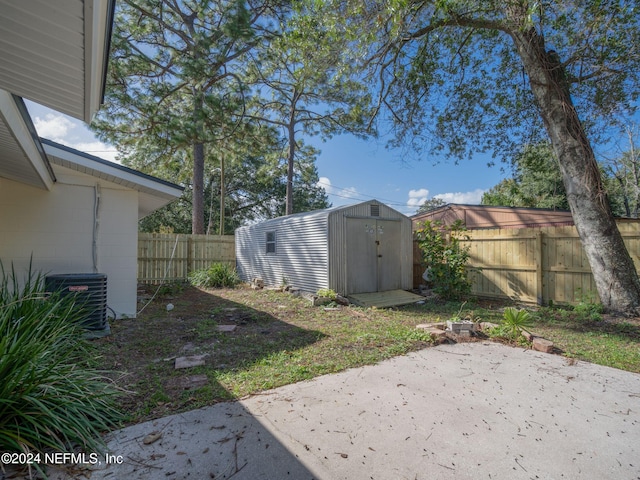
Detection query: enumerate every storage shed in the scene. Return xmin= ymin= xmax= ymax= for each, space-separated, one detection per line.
xmin=235 ymin=200 xmax=413 ymax=295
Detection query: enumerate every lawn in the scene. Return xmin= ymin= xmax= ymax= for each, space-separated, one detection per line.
xmin=92 ymin=285 xmax=640 ymax=426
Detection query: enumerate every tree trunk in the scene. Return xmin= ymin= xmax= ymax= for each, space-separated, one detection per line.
xmin=508 ymin=19 xmax=640 ymax=314
xmin=286 ymin=121 xmax=295 ymax=215
xmin=192 ymin=141 xmax=205 ymax=234
xmin=192 ymin=89 xmax=205 ymax=234
xmin=219 ymin=153 xmax=225 ymax=235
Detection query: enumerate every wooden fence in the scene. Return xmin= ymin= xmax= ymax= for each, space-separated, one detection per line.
xmin=414 ymin=221 xmax=640 ymax=305
xmin=138 ymin=233 xmax=235 ymax=284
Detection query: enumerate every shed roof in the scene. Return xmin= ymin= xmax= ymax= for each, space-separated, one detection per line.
xmin=238 ymin=200 xmax=398 ymax=230
xmin=42 ymin=139 xmax=184 ymax=219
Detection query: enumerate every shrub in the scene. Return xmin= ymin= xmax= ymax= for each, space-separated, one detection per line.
xmin=414 ymin=220 xmax=473 ymax=300
xmin=502 ymin=307 xmax=533 ymax=336
xmin=0 ymin=265 xmax=121 ymax=471
xmin=189 ymin=263 xmax=239 ymax=288
xmin=573 ymin=291 xmax=603 ymax=321
xmin=488 ymin=307 xmax=534 ymax=343
xmin=316 ymin=288 xmax=337 ymax=299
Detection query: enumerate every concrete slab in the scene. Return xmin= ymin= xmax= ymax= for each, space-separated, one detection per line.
xmin=48 ymin=342 xmax=640 ymax=480
xmin=349 ymin=289 xmax=425 ymax=308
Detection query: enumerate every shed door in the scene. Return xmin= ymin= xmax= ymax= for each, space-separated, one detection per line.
xmin=346 ymin=218 xmax=402 ymax=294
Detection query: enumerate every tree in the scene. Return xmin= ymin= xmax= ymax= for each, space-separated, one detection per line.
xmin=482 ymin=143 xmax=569 ymax=210
xmin=139 ymin=131 xmax=330 ymax=233
xmin=416 ymin=197 xmax=447 ymax=214
xmin=244 ymin=14 xmax=371 ymax=215
xmin=308 ymin=0 xmax=640 ymax=314
xmin=92 ymin=0 xmax=280 ymax=234
xmin=602 ymin=124 xmax=640 ymax=218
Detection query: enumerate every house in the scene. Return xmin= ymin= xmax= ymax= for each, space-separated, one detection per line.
xmin=0 ymin=0 xmax=183 ymax=319
xmin=411 ymin=203 xmax=575 ymax=230
xmin=235 ymin=200 xmax=413 ymax=296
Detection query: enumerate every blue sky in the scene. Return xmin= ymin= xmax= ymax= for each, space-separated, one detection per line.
xmin=26 ymin=100 xmax=508 ymax=216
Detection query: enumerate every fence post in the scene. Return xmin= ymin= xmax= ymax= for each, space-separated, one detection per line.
xmin=535 ymin=231 xmax=544 ymax=305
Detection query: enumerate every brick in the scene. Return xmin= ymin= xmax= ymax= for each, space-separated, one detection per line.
xmin=532 ymin=338 xmax=554 ymax=353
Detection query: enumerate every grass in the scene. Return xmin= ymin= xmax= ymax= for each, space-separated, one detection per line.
xmin=94 ymin=286 xmax=640 ymax=426
xmin=531 ymin=306 xmax=640 ymax=372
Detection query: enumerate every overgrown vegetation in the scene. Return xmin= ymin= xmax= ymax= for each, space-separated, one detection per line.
xmin=90 ymin=286 xmax=640 ymax=426
xmin=414 ymin=220 xmax=473 ymax=300
xmin=188 ymin=263 xmax=239 ymax=288
xmin=0 ymin=266 xmax=121 ymax=472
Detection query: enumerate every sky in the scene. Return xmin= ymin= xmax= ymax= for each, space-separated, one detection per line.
xmin=26 ymin=100 xmax=509 ymax=216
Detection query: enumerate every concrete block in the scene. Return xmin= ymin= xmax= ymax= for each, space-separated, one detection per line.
xmin=447 ymin=320 xmax=476 ymax=333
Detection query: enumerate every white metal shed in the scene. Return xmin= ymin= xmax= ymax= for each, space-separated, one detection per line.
xmin=235 ymin=200 xmax=413 ymax=295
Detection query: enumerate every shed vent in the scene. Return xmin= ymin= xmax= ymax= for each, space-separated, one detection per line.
xmin=45 ymin=273 xmax=108 ymax=331
xmin=370 ymin=204 xmax=380 ymax=217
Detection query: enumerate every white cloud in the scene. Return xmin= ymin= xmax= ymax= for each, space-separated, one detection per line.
xmin=407 ymin=188 xmax=430 ymax=207
xmin=33 ymin=113 xmax=76 ymax=139
xmin=435 ymin=188 xmax=486 ymax=205
xmin=32 ymin=112 xmax=120 ymax=163
xmin=318 ymin=177 xmax=360 ymax=201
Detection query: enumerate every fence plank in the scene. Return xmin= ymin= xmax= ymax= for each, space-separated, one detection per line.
xmin=413 ymin=221 xmax=640 ymax=306
xmin=138 ymin=233 xmax=235 ymax=284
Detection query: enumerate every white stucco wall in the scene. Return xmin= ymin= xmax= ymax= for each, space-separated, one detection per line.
xmin=0 ymin=164 xmax=139 ymax=317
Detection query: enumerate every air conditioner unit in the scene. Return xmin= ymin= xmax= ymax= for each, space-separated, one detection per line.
xmin=45 ymin=273 xmax=107 ymax=331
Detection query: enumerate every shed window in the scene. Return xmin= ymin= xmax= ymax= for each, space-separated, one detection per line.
xmin=370 ymin=204 xmax=380 ymax=217
xmin=266 ymin=231 xmax=277 ymax=254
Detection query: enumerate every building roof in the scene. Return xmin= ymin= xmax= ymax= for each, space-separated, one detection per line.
xmin=41 ymin=139 xmax=184 ymax=219
xmin=0 ymin=0 xmax=114 ymax=123
xmin=412 ymin=203 xmax=575 ymax=229
xmin=0 ymin=0 xmax=114 ymax=190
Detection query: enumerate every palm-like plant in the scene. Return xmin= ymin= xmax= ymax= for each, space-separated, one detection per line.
xmin=501 ymin=307 xmax=534 ymax=339
xmin=0 ymin=264 xmax=121 ymax=475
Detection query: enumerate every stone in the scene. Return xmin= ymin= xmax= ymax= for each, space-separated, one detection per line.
xmin=416 ymin=322 xmax=446 ymax=330
xmin=416 ymin=325 xmax=447 ymax=342
xmin=174 ymin=355 xmax=207 ymax=369
xmin=182 ymin=374 xmax=208 ymax=390
xmin=532 ymin=337 xmax=554 ymax=353
xmin=312 ymin=296 xmax=333 ymax=306
xmin=217 ymin=324 xmax=237 ymax=332
xmin=335 ymin=294 xmax=350 ymax=306
xmin=479 ymin=322 xmax=499 ymax=331
xmin=143 ymin=432 xmax=162 ymax=445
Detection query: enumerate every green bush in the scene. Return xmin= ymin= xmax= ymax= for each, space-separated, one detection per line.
xmin=488 ymin=307 xmax=533 ymax=343
xmin=316 ymin=288 xmax=337 ymax=299
xmin=415 ymin=220 xmax=473 ymax=300
xmin=0 ymin=265 xmax=121 ymax=471
xmin=189 ymin=263 xmax=239 ymax=288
